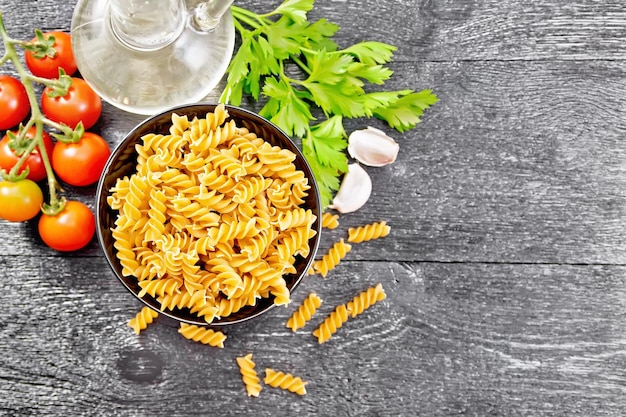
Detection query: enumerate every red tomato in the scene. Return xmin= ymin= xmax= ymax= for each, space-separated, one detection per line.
xmin=38 ymin=200 xmax=95 ymax=251
xmin=52 ymin=132 xmax=110 ymax=186
xmin=41 ymin=77 xmax=102 ymax=130
xmin=0 ymin=127 xmax=54 ymax=182
xmin=0 ymin=179 xmax=43 ymax=222
xmin=0 ymin=75 xmax=30 ymax=130
xmin=25 ymin=31 xmax=77 ymax=79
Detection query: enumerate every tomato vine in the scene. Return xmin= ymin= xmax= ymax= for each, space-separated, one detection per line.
xmin=0 ymin=11 xmax=86 ymax=216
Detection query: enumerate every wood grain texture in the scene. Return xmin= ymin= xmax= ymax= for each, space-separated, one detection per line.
xmin=0 ymin=257 xmax=624 ymax=416
xmin=1 ymin=0 xmax=626 ymax=416
xmin=309 ymin=0 xmax=626 ymax=62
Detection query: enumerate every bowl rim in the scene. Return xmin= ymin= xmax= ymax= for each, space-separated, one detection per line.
xmin=95 ymin=102 xmax=322 ymax=326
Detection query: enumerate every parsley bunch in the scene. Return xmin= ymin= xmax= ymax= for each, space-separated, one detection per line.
xmin=222 ymin=0 xmax=438 ymax=208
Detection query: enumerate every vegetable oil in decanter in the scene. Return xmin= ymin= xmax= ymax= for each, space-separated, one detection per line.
xmin=71 ymin=0 xmax=235 ymax=115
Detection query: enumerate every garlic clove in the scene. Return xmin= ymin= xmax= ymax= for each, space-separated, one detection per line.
xmin=347 ymin=126 xmax=399 ymax=167
xmin=328 ymin=163 xmax=372 ymax=213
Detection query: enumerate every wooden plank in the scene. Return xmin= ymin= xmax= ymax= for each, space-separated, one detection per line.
xmin=0 ymin=257 xmax=624 ymax=415
xmin=310 ymin=0 xmax=626 ymax=61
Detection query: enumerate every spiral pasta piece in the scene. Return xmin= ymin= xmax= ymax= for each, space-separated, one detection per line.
xmin=111 ymin=227 xmax=139 ymax=277
xmin=286 ymin=292 xmax=322 ymax=331
xmin=138 ymin=277 xmax=181 ymax=298
xmin=207 ymin=148 xmax=247 ymax=180
xmin=312 ymin=239 xmax=352 ymax=278
xmin=158 ymin=290 xmax=206 ymax=311
xmin=144 ymin=189 xmax=168 ymax=242
xmin=128 ymin=306 xmax=159 ymax=335
xmin=178 ymin=323 xmax=226 ymax=348
xmin=236 ymin=354 xmax=262 ymax=397
xmin=215 ymin=295 xmax=251 ymax=318
xmin=189 ymin=302 xmax=220 ymax=324
xmin=345 ymin=283 xmax=387 ymax=318
xmin=321 ymin=212 xmax=339 ymax=229
xmin=276 ymin=208 xmax=314 ymax=231
xmin=232 ymin=176 xmax=272 ymax=204
xmin=264 ymin=368 xmax=307 ymax=395
xmin=312 ymin=304 xmax=350 ymax=344
xmin=347 ymin=221 xmax=391 ymax=243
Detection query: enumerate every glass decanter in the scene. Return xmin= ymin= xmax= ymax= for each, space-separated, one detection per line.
xmin=71 ymin=0 xmax=235 ymax=115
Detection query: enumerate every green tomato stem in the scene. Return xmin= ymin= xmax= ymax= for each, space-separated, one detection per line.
xmin=0 ymin=11 xmax=62 ymax=211
xmin=26 ymin=73 xmax=66 ymax=90
xmin=42 ymin=117 xmax=80 ymax=142
xmin=6 ymin=117 xmax=36 ymax=178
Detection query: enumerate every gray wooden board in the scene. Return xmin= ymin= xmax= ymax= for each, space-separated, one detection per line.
xmin=0 ymin=0 xmax=625 ymax=416
xmin=1 ymin=257 xmax=624 ymax=416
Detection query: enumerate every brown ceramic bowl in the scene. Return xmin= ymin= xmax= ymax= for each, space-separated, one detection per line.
xmin=96 ymin=103 xmax=322 ymax=326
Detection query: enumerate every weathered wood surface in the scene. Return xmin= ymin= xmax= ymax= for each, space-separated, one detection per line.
xmin=1 ymin=0 xmax=626 ymax=416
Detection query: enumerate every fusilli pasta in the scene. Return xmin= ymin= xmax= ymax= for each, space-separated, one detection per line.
xmin=286 ymin=292 xmax=322 ymax=332
xmin=236 ymin=353 xmax=262 ymax=397
xmin=127 ymin=306 xmax=159 ymax=335
xmin=177 ymin=323 xmax=226 ymax=348
xmin=347 ymin=221 xmax=391 ymax=243
xmin=312 ymin=303 xmax=350 ymax=344
xmin=321 ymin=212 xmax=339 ymax=229
xmin=311 ymin=239 xmax=351 ymax=278
xmin=107 ymin=104 xmax=318 ymax=324
xmin=312 ymin=283 xmax=387 ymax=344
xmin=264 ymin=368 xmax=308 ymax=395
xmin=346 ymin=283 xmax=386 ymax=318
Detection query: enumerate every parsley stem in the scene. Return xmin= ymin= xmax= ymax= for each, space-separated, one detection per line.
xmin=232 ymin=18 xmax=249 ymax=36
xmin=231 ymin=6 xmax=270 ymax=29
xmin=290 ymin=55 xmax=311 ymax=76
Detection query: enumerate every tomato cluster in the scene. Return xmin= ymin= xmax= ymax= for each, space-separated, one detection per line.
xmin=0 ymin=31 xmax=110 ymax=252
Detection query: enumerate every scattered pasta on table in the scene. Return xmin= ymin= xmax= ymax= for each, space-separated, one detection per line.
xmin=264 ymin=368 xmax=308 ymax=396
xmin=312 ymin=303 xmax=350 ymax=344
xmin=313 ymin=283 xmax=387 ymax=344
xmin=310 ymin=238 xmax=351 ymax=278
xmin=320 ymin=212 xmax=339 ymax=229
xmin=236 ymin=353 xmax=262 ymax=397
xmin=127 ymin=306 xmax=159 ymax=335
xmin=347 ymin=221 xmax=391 ymax=243
xmin=285 ymin=292 xmax=322 ymax=332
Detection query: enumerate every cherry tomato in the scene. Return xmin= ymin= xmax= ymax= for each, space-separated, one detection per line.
xmin=52 ymin=132 xmax=110 ymax=186
xmin=0 ymin=127 xmax=54 ymax=182
xmin=0 ymin=75 xmax=30 ymax=130
xmin=38 ymin=200 xmax=95 ymax=252
xmin=0 ymin=179 xmax=43 ymax=222
xmin=41 ymin=77 xmax=102 ymax=130
xmin=25 ymin=32 xmax=77 ymax=79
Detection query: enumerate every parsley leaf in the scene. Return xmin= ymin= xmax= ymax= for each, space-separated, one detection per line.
xmin=260 ymin=77 xmax=313 ymax=138
xmin=343 ymin=41 xmax=397 ymax=65
xmin=271 ymin=0 xmax=315 ymax=23
xmin=373 ymin=90 xmax=439 ymax=132
xmin=225 ymin=0 xmax=438 ymax=208
xmin=302 ymin=117 xmax=348 ymax=207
